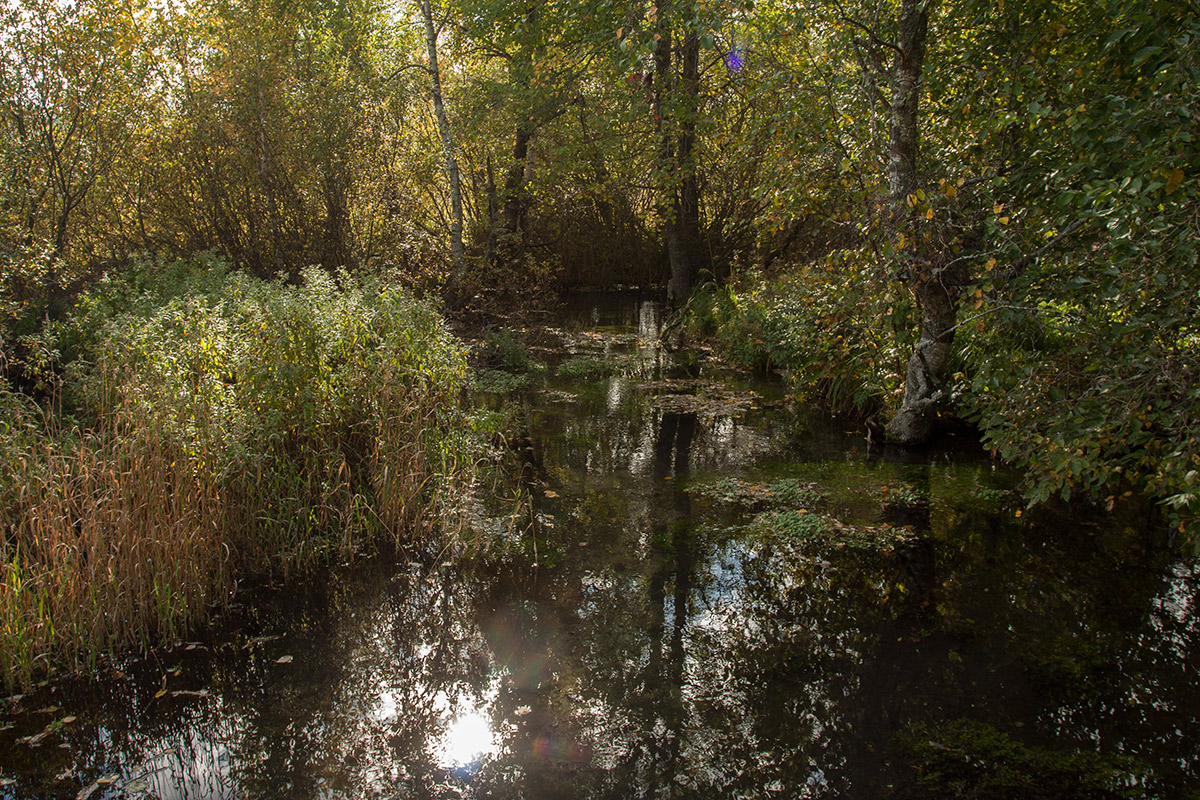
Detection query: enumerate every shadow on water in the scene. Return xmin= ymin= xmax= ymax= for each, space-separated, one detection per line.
xmin=1 ymin=292 xmax=1198 ymax=799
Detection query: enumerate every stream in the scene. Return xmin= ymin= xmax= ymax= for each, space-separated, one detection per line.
xmin=1 ymin=293 xmax=1198 ymax=799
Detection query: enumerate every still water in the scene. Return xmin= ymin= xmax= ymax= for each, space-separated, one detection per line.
xmin=1 ymin=294 xmax=1197 ymax=798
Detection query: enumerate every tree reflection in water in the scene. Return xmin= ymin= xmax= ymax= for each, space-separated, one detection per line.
xmin=0 ymin=296 xmax=1197 ymax=799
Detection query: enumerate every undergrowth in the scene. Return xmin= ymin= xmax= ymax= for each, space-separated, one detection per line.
xmin=0 ymin=253 xmax=473 ymax=688
xmin=685 ymin=252 xmax=917 ymax=416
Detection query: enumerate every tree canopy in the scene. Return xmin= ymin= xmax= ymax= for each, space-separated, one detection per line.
xmin=2 ymin=0 xmax=1196 ymax=535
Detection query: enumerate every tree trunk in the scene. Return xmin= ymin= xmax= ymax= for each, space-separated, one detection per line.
xmin=254 ymin=84 xmax=285 ymax=275
xmin=501 ymin=122 xmax=534 ymax=243
xmin=655 ymin=6 xmax=703 ymax=305
xmin=671 ymin=29 xmax=702 ymax=303
xmin=885 ymin=0 xmax=946 ymax=445
xmin=322 ymin=159 xmax=351 ymax=269
xmin=487 ymin=5 xmax=540 ymax=270
xmin=419 ymin=0 xmax=465 ymax=285
xmin=654 ymin=3 xmax=684 ymax=302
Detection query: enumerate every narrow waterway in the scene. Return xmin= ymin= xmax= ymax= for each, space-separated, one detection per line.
xmin=1 ymin=294 xmax=1197 ymax=799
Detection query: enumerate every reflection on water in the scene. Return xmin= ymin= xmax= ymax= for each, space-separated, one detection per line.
xmin=1 ymin=293 xmax=1198 ymax=798
xmin=437 ymin=698 xmax=498 ymax=776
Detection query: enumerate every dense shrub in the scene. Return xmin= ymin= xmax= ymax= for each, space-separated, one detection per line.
xmin=0 ymin=254 xmax=473 ymax=686
xmin=688 ymin=252 xmax=918 ymax=415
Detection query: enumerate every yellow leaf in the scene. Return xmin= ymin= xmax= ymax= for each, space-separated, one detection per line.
xmin=925 ymin=207 xmax=934 ymax=220
xmin=999 ymin=216 xmax=1010 ymax=225
xmin=993 ymin=202 xmax=1005 ymax=214
xmin=1166 ymin=167 xmax=1185 ymax=194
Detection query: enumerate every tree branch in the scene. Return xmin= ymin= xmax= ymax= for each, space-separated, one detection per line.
xmin=1000 ymin=218 xmax=1088 ymax=279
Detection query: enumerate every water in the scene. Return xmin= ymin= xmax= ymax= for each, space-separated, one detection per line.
xmin=2 ymin=293 xmax=1197 ymax=799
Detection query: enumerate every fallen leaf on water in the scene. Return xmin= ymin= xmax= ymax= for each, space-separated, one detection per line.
xmin=96 ymin=774 xmax=120 ymax=786
xmin=153 ymin=689 xmax=167 ymax=699
xmin=60 ymin=716 xmax=77 ymax=725
xmin=19 ymin=729 xmax=49 ymax=746
xmin=543 ymin=489 xmax=558 ymax=498
xmin=243 ymin=634 xmax=282 ymax=649
xmin=275 ymin=655 xmax=294 ymax=664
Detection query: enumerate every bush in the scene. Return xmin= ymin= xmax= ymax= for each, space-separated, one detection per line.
xmin=0 ymin=254 xmax=473 ymax=687
xmin=688 ymin=252 xmax=917 ymax=415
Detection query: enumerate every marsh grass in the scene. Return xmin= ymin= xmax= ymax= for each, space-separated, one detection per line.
xmin=0 ymin=255 xmax=472 ymax=687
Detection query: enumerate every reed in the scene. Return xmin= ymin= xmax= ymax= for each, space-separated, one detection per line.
xmin=0 ymin=257 xmax=473 ymax=688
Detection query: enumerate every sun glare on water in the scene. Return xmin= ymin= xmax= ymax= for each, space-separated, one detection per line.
xmin=437 ymin=706 xmax=499 ymax=774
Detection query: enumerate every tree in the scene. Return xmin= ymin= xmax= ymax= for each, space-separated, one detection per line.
xmin=0 ymin=0 xmax=153 ymax=312
xmin=882 ymin=0 xmax=943 ymax=443
xmin=419 ymin=0 xmax=466 ymax=287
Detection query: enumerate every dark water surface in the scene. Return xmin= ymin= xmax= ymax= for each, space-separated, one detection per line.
xmin=2 ymin=294 xmax=1198 ymax=799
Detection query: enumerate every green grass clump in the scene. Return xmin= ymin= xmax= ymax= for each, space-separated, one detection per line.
xmin=691 ymin=476 xmax=825 ymax=509
xmin=748 ymin=510 xmax=914 ymax=550
xmin=0 ymin=254 xmax=473 ymax=688
xmin=556 ymin=355 xmax=633 ymax=380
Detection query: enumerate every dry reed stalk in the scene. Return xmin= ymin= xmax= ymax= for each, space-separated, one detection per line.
xmin=1 ymin=406 xmax=233 ymax=687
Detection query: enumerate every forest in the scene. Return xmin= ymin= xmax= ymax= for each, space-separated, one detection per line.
xmin=1 ymin=0 xmax=1198 ymax=733
xmin=1 ymin=0 xmax=1199 ymax=795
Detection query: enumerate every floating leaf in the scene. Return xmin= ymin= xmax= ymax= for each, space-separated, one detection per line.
xmin=275 ymin=655 xmax=293 ymax=664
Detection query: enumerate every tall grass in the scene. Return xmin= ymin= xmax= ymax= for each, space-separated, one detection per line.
xmin=0 ymin=254 xmax=472 ymax=687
